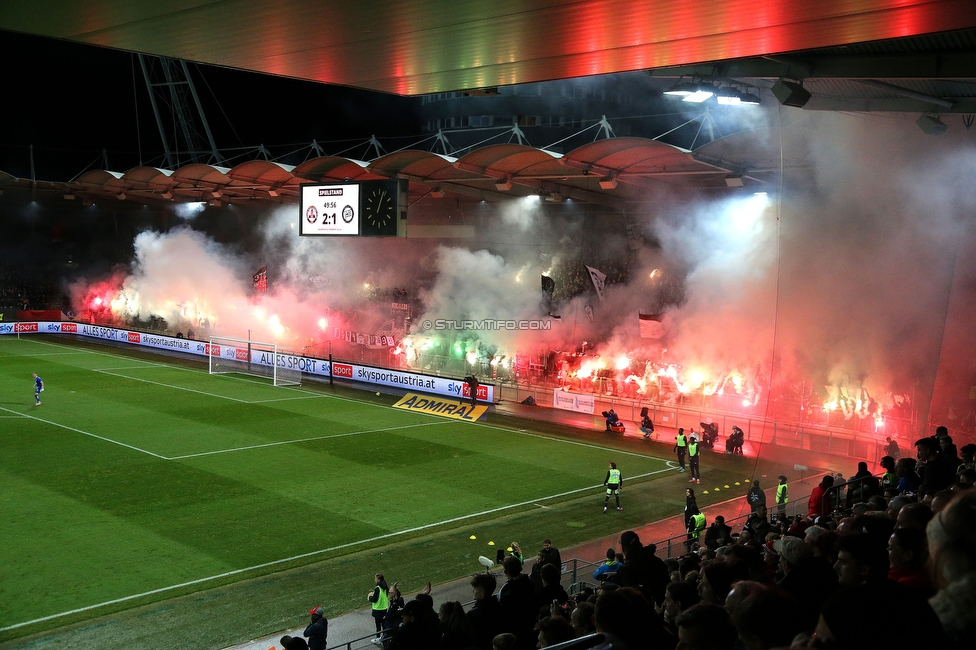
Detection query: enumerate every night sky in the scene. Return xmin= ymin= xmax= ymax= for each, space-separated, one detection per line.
xmin=0 ymin=29 xmax=421 ymax=181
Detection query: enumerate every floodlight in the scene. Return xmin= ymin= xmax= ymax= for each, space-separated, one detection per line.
xmin=663 ymin=82 xmax=698 ymax=97
xmin=716 ymin=86 xmax=761 ymax=106
xmin=683 ymin=89 xmax=714 ymax=103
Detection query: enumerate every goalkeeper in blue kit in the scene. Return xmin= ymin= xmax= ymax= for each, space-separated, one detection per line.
xmin=33 ymin=372 xmax=44 ymax=406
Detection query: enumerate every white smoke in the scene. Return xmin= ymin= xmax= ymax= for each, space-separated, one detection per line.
xmin=71 ymin=108 xmax=976 ymax=423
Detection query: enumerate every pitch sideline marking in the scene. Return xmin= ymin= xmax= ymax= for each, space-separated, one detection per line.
xmin=0 ymin=405 xmax=448 ymax=461
xmin=92 ymin=368 xmax=337 ymax=406
xmin=0 ymin=406 xmax=168 ymax=459
xmin=0 ymin=351 xmax=92 ymax=357
xmin=7 ymin=338 xmax=171 ymax=368
xmin=0 ymin=464 xmax=672 ymax=633
xmin=467 ymin=419 xmax=674 ymax=463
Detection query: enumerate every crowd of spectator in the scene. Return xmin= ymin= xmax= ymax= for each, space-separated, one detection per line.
xmin=292 ymin=427 xmax=975 ymax=650
xmin=0 ymin=269 xmax=63 ymax=310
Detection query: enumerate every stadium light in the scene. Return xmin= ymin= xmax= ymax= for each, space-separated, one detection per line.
xmin=683 ymin=89 xmax=714 ymax=103
xmin=663 ymin=81 xmax=699 ymax=98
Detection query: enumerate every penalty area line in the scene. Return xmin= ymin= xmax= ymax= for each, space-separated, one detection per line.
xmin=0 ymin=407 xmax=167 ymax=459
xmin=168 ymin=421 xmax=451 ymax=459
xmin=0 ymin=465 xmax=672 ymax=633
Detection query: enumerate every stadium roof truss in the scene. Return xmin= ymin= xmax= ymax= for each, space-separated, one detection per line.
xmin=32 ymin=138 xmax=745 ymax=209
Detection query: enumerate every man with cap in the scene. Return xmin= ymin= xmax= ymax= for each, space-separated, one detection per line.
xmin=760 ymin=539 xmax=781 ymax=579
xmin=304 ymin=606 xmax=328 ymax=650
xmin=776 ymin=536 xmax=838 ymax=628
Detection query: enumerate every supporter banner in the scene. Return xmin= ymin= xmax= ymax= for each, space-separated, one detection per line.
xmin=18 ymin=310 xmax=65 ymax=321
xmin=332 ymin=326 xmax=396 ymax=347
xmin=638 ymin=312 xmax=665 ymax=339
xmin=0 ymin=322 xmax=493 ymax=402
xmin=585 ymin=265 xmax=606 ymax=302
xmin=392 ymin=393 xmax=487 ymax=421
xmin=253 ymin=266 xmax=268 ymax=293
xmin=552 ymin=390 xmax=596 ymax=414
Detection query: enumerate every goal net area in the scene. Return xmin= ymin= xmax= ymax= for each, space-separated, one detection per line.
xmin=208 ymin=336 xmax=301 ymax=386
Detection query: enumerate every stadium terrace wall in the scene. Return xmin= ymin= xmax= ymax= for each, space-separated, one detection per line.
xmin=1 ymin=322 xmax=495 ymax=403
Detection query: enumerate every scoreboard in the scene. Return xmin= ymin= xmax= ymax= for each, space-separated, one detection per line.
xmin=300 ymin=180 xmax=406 ymax=237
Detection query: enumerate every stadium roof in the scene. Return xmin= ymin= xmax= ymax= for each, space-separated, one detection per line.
xmin=2 ymin=1 xmax=975 ymax=97
xmin=3 ymin=0 xmax=975 ymax=208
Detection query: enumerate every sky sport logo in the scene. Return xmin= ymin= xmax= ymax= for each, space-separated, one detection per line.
xmin=422 ymin=319 xmax=553 ymax=331
xmin=332 ymin=363 xmax=354 ymax=378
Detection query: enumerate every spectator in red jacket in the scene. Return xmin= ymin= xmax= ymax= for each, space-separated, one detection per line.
xmin=808 ymin=475 xmax=835 ymax=520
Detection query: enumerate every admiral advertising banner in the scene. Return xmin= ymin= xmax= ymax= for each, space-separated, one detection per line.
xmin=392 ymin=392 xmax=488 ymax=421
xmin=0 ymin=323 xmax=494 ymax=403
xmin=552 ymin=389 xmax=596 ymax=414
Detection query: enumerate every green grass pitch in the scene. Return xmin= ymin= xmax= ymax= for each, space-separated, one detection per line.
xmin=0 ymin=336 xmax=761 ymax=647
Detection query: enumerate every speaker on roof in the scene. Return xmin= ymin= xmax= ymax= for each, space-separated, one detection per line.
xmin=771 ymin=79 xmax=811 ymax=108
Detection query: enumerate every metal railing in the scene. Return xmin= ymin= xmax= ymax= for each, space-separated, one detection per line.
xmin=649 ymin=473 xmax=883 ymax=560
xmin=322 ymin=558 xmax=601 ymax=650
